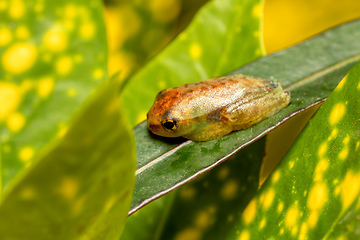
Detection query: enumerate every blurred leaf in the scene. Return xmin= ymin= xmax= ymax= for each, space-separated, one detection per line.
xmin=120 ymin=192 xmax=176 ymax=240
xmin=105 ymin=0 xmax=209 ymax=76
xmin=235 ymin=60 xmax=360 ymax=239
xmin=122 ymin=0 xmax=265 ymax=126
xmin=0 ymin=79 xmax=136 ymax=239
xmin=0 ymin=0 xmax=108 ymax=190
xmin=158 ymin=138 xmax=266 ymax=239
xmin=130 ymin=19 xmax=360 ymax=215
xmin=260 ymin=105 xmax=320 ymax=185
xmin=264 ymin=0 xmax=360 ymax=53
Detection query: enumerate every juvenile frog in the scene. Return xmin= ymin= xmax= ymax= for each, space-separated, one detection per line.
xmin=147 ymin=74 xmax=291 ymax=141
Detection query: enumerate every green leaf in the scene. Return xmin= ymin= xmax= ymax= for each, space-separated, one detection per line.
xmin=159 ymin=138 xmax=266 ymax=239
xmin=130 ymin=19 xmax=360 ymax=214
xmin=234 ymin=60 xmax=360 ymax=239
xmin=0 ymin=79 xmax=136 ymax=239
xmin=122 ymin=0 xmax=265 ymax=126
xmin=0 ymin=0 xmax=108 ymax=190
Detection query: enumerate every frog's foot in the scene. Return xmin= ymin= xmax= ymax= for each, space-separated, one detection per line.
xmin=183 ymin=122 xmax=233 ymax=141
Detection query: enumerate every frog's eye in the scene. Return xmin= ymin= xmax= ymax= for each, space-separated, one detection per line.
xmin=161 ymin=119 xmax=178 ymax=132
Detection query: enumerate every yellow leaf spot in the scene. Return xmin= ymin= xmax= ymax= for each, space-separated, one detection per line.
xmin=243 ymin=199 xmax=256 ymax=224
xmin=195 ymin=209 xmax=214 ymax=229
xmin=80 ymin=22 xmax=95 ymax=39
xmin=55 ymin=56 xmax=73 ymax=75
xmin=57 ymin=126 xmax=68 ymax=138
xmin=343 ymin=135 xmax=350 ymax=144
xmin=0 ymin=25 xmax=12 ymax=46
xmin=289 ymin=160 xmax=295 ymax=169
xmin=285 ymin=205 xmax=299 ymax=228
xmin=259 ymin=218 xmax=266 ymax=229
xmin=299 ymin=223 xmax=308 ymax=240
xmin=15 ymin=25 xmax=30 ymax=39
xmin=19 ymin=146 xmax=34 ymax=162
xmin=19 ymin=186 xmax=35 ymax=200
xmin=2 ymin=42 xmax=37 ymax=74
xmin=252 ymin=3 xmax=262 ymax=18
xmin=356 ymin=141 xmax=360 ymax=151
xmin=174 ymin=228 xmax=201 ymax=240
xmin=318 ymin=142 xmax=327 ymax=157
xmin=291 ymin=226 xmax=299 ymax=236
xmin=221 ymin=180 xmax=238 ymax=200
xmin=337 ymin=235 xmax=349 ymax=240
xmin=277 ymin=201 xmax=284 ymax=213
xmin=64 ymin=4 xmax=77 ymax=18
xmin=341 ymin=171 xmax=360 ymax=210
xmin=329 ymin=128 xmax=338 ymax=140
xmin=238 ymin=230 xmax=250 ymax=240
xmin=307 ymin=182 xmax=328 ymax=210
xmin=314 ymin=159 xmax=329 ymax=181
xmin=104 ymin=196 xmax=116 ymax=213
xmin=336 ymin=75 xmax=347 ymax=90
xmin=217 ymin=166 xmax=229 ymax=180
xmin=180 ymin=186 xmax=196 ymax=200
xmin=0 ymin=0 xmax=7 ymax=10
xmin=338 ymin=147 xmax=349 ymax=160
xmin=149 ymin=0 xmax=180 ymax=23
xmin=92 ymin=68 xmax=104 ymax=80
xmin=6 ymin=112 xmax=25 ymax=132
xmin=108 ymin=51 xmax=134 ymax=77
xmin=262 ymin=189 xmax=275 ymax=209
xmin=9 ymin=0 xmax=25 ymax=19
xmin=0 ymin=82 xmax=20 ymax=120
xmin=189 ymin=43 xmax=202 ymax=59
xmin=43 ymin=27 xmax=68 ymax=52
xmin=66 ymin=88 xmax=77 ymax=97
xmin=272 ymin=170 xmax=280 ymax=183
xmin=307 ymin=210 xmax=319 ymax=228
xmin=58 ymin=177 xmax=78 ymax=200
xmin=329 ymin=103 xmax=345 ymax=125
xmin=37 ymin=77 xmax=55 ymax=98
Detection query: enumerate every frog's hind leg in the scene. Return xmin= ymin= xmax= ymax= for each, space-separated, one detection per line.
xmin=183 ymin=122 xmax=233 ymax=141
xmin=221 ymin=89 xmax=290 ymax=131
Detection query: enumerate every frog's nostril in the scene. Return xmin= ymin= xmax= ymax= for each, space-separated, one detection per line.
xmin=149 ymin=124 xmax=160 ymax=131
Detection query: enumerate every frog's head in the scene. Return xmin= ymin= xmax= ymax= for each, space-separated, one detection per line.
xmin=147 ymin=88 xmax=198 ymax=138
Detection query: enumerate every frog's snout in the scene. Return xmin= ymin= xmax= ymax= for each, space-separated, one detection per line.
xmin=148 ymin=122 xmax=161 ymax=132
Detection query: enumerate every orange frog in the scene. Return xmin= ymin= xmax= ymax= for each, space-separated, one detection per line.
xmin=147 ymin=74 xmax=291 ymax=141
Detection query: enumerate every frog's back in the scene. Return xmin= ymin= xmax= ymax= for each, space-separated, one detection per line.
xmin=157 ymin=74 xmax=270 ymax=119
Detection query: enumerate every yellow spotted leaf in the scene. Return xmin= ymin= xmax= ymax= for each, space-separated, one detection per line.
xmin=0 ymin=0 xmax=108 ymax=189
xmin=233 ymin=61 xmax=360 ymax=239
xmin=0 ymin=79 xmax=136 ymax=239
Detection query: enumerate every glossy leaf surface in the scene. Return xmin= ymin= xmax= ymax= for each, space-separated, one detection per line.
xmin=236 ymin=58 xmax=360 ymax=239
xmin=130 ymin=19 xmax=360 ymax=215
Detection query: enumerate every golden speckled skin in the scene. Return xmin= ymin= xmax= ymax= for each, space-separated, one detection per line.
xmin=147 ymin=74 xmax=291 ymax=141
